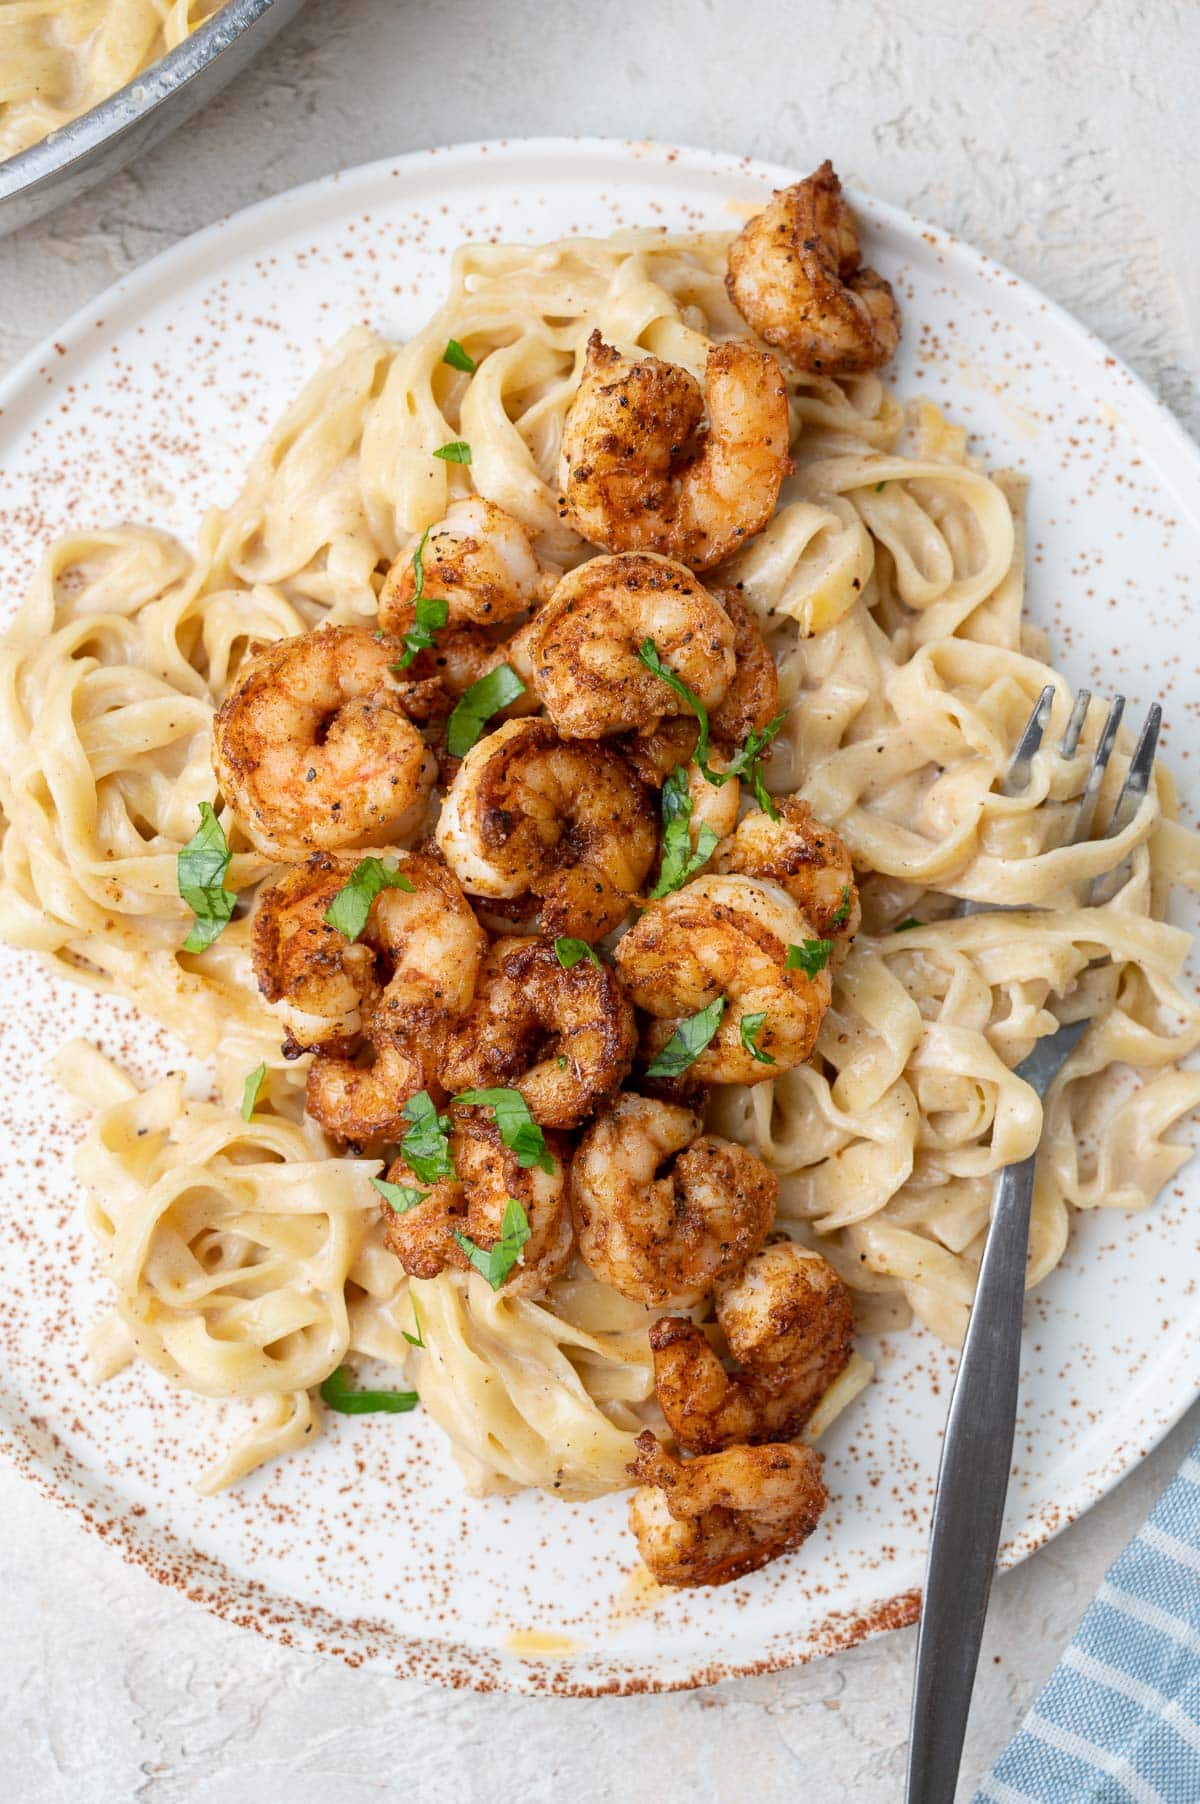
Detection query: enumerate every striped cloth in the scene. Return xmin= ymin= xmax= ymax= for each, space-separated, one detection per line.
xmin=974 ymin=1437 xmax=1200 ymax=1803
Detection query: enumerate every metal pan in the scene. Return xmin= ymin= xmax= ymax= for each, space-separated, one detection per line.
xmin=0 ymin=0 xmax=309 ymax=237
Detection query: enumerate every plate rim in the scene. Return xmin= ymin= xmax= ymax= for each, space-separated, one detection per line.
xmin=2 ymin=134 xmax=1198 ymax=1693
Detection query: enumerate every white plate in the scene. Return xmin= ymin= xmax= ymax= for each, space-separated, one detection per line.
xmin=2 ymin=139 xmax=1199 ymax=1695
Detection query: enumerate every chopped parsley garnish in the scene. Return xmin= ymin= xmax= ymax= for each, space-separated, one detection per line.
xmin=399 ymin=1091 xmax=454 ymax=1184
xmin=645 ymin=995 xmax=726 ymax=1079
xmin=874 ymin=480 xmax=887 ymax=492
xmin=895 ymin=917 xmax=922 ymax=931
xmin=324 ymin=857 xmax=415 ymax=941
xmin=638 ymin=639 xmax=784 ymax=817
xmin=454 ymin=1197 xmax=531 ymax=1291
xmin=433 ymin=440 xmax=472 ymax=464
xmin=739 ymin=1011 xmax=776 ymax=1066
xmin=442 ymin=338 xmax=476 ymax=374
xmin=403 ymin=1297 xmax=424 ymax=1349
xmin=786 ymin=938 xmax=834 ymax=977
xmin=637 ymin=638 xmax=713 ymax=768
xmin=650 ymin=765 xmax=720 ymax=899
xmin=319 ymin=1366 xmax=419 ymax=1415
xmin=453 ymin=1087 xmax=555 ymax=1174
xmin=829 ymin=884 xmax=853 ymax=928
xmin=554 ymin=937 xmax=600 ymax=969
xmin=392 ymin=527 xmax=448 ymax=670
xmin=178 ymin=802 xmax=237 ymax=952
xmin=446 ymin=663 xmax=526 ymax=757
xmin=240 ymin=1062 xmax=266 ymax=1121
xmin=372 ymin=1176 xmax=428 ymax=1213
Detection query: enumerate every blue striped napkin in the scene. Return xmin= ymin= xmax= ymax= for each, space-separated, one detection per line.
xmin=974 ymin=1436 xmax=1200 ymax=1803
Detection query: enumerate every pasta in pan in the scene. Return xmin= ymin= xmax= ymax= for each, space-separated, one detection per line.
xmin=3 ymin=172 xmax=1198 ymax=1581
xmin=0 ymin=2 xmax=226 ymax=162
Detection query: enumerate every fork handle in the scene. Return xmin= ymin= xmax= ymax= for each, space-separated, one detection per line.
xmin=904 ymin=1152 xmax=1036 ymax=1804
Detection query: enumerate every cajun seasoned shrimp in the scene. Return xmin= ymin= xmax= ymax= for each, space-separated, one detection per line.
xmin=251 ymin=853 xmax=376 ymax=1051
xmin=613 ymin=874 xmax=833 ymax=1084
xmin=623 ymin=715 xmax=742 ymax=848
xmin=378 ymin=497 xmax=552 ymax=634
xmin=296 ymin=850 xmax=486 ymax=1141
xmin=559 ymin=332 xmax=791 ymax=570
xmin=435 ymin=717 xmax=656 ymax=940
xmin=726 ymin=161 xmax=901 ymax=376
xmin=650 ymin=1242 xmax=854 ymax=1452
xmin=440 ymin=936 xmax=636 ymax=1129
xmin=529 ymin=553 xmax=736 ymax=741
xmin=627 ymin=1430 xmax=828 ymax=1587
xmin=716 ymin=797 xmax=861 ymax=943
xmin=212 ymin=625 xmax=436 ymax=858
xmin=570 ymin=1093 xmax=776 ymax=1306
xmin=380 ymin=1112 xmax=573 ymax=1299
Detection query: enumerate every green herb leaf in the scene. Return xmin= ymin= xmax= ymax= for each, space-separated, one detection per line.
xmin=739 ymin=1011 xmax=776 ymax=1066
xmin=319 ymin=1366 xmax=419 ymax=1415
xmin=324 ymin=857 xmax=416 ymax=941
xmin=721 ymin=712 xmax=787 ymax=820
xmin=446 ymin=663 xmax=526 ymax=757
xmin=786 ymin=938 xmax=834 ymax=977
xmin=240 ymin=1062 xmax=266 ymax=1121
xmin=649 ymin=765 xmax=720 ymax=898
xmin=433 ymin=440 xmax=472 ymax=465
xmin=556 ymin=1054 xmax=568 ymax=1070
xmin=638 ymin=638 xmax=712 ymax=768
xmin=453 ymin=1087 xmax=555 ymax=1174
xmin=392 ymin=526 xmax=450 ymax=670
xmin=874 ymin=479 xmax=887 ymax=492
xmin=829 ymin=883 xmax=852 ymax=928
xmin=178 ymin=802 xmax=237 ymax=952
xmin=645 ymin=995 xmax=726 ymax=1079
xmin=399 ymin=1091 xmax=455 ymax=1184
xmin=442 ymin=338 xmax=476 ymax=374
xmin=402 ymin=1297 xmax=424 ymax=1349
xmin=554 ymin=936 xmax=600 ymax=969
xmin=895 ymin=917 xmax=922 ymax=932
xmin=454 ymin=1197 xmax=531 ymax=1291
xmin=372 ymin=1175 xmax=428 ymax=1213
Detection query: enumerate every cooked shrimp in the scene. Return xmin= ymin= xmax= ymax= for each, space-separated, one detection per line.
xmin=251 ymin=853 xmax=376 ymax=1052
xmin=726 ymin=161 xmax=901 ymax=376
xmin=378 ymin=497 xmax=552 ymax=633
xmin=380 ymin=1112 xmax=573 ymax=1299
xmin=570 ymin=1093 xmax=776 ymax=1306
xmin=436 ymin=717 xmax=656 ymax=939
xmin=440 ymin=935 xmax=636 ymax=1128
xmin=650 ymin=1242 xmax=854 ymax=1452
xmin=627 ymin=1430 xmax=828 ymax=1587
xmin=717 ymin=797 xmax=861 ymax=943
xmin=212 ymin=625 xmax=437 ymax=858
xmin=529 ymin=553 xmax=736 ymax=741
xmin=299 ymin=850 xmax=487 ymax=1142
xmin=613 ymin=874 xmax=833 ymax=1084
xmin=559 ymin=332 xmax=791 ymax=570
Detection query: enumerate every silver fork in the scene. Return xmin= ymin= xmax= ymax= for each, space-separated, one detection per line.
xmin=904 ymin=685 xmax=1162 ymax=1804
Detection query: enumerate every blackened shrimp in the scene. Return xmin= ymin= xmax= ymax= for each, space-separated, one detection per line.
xmin=649 ymin=1243 xmax=854 ymax=1452
xmin=726 ymin=161 xmax=901 ymax=376
xmin=380 ymin=1112 xmax=573 ymax=1299
xmin=440 ymin=935 xmax=636 ymax=1129
xmin=559 ymin=332 xmax=791 ymax=570
xmin=627 ymin=1430 xmax=828 ymax=1587
xmin=529 ymin=553 xmax=735 ymax=741
xmin=212 ymin=625 xmax=436 ymax=858
xmin=613 ymin=874 xmax=833 ymax=1084
xmin=569 ymin=1093 xmax=777 ymax=1306
xmin=435 ymin=717 xmax=656 ymax=940
xmin=716 ymin=797 xmax=860 ymax=944
xmin=378 ymin=497 xmax=552 ymax=634
xmin=295 ymin=850 xmax=486 ymax=1142
xmin=251 ymin=852 xmax=376 ymax=1052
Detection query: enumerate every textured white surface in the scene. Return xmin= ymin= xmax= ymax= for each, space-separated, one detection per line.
xmin=2 ymin=2 xmax=1198 ymax=1800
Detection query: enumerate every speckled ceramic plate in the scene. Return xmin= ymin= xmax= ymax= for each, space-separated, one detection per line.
xmin=2 ymin=139 xmax=1199 ymax=1695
